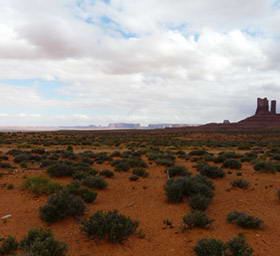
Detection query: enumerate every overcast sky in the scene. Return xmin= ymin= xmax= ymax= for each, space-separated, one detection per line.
xmin=0 ymin=0 xmax=280 ymax=126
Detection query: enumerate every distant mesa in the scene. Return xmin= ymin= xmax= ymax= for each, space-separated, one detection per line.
xmin=237 ymin=97 xmax=280 ymax=128
xmin=200 ymin=97 xmax=280 ymax=129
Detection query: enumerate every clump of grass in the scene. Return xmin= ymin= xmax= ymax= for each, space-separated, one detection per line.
xmin=24 ymin=176 xmax=62 ymax=195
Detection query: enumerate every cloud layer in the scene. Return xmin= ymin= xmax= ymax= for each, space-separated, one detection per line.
xmin=0 ymin=0 xmax=280 ymax=125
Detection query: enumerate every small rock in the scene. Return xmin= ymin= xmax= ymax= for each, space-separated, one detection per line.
xmin=1 ymin=214 xmax=12 ymax=220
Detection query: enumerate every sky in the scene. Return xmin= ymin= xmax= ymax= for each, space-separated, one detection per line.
xmin=0 ymin=0 xmax=280 ymax=126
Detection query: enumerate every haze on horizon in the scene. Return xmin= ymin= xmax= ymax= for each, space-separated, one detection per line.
xmin=0 ymin=0 xmax=280 ymax=126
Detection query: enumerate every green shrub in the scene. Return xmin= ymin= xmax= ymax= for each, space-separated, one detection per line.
xmin=47 ymin=162 xmax=75 ymax=177
xmin=40 ymin=191 xmax=86 ymax=223
xmin=99 ymin=169 xmax=114 ymax=178
xmin=231 ymin=179 xmax=249 ymax=189
xmin=20 ymin=228 xmax=67 ymax=256
xmin=223 ymin=159 xmax=242 ymax=169
xmin=189 ymin=194 xmax=212 ymax=211
xmin=198 ymin=164 xmax=225 ymax=179
xmin=24 ymin=176 xmax=62 ymax=195
xmin=79 ymin=189 xmax=97 ymax=203
xmin=82 ymin=177 xmax=108 ymax=190
xmin=227 ymin=212 xmax=263 ymax=229
xmin=81 ymin=210 xmax=139 ymax=243
xmin=0 ymin=236 xmax=18 ymax=255
xmin=183 ymin=211 xmax=213 ymax=229
xmin=132 ymin=168 xmax=149 ymax=177
xmin=225 ymin=234 xmax=253 ymax=256
xmin=189 ymin=150 xmax=208 ymax=156
xmin=277 ymin=189 xmax=280 ymax=200
xmin=164 ymin=178 xmax=185 ymax=203
xmin=254 ymin=161 xmax=276 ymax=173
xmin=129 ymin=175 xmax=139 ymax=181
xmin=165 ymin=175 xmax=214 ymax=206
xmin=167 ymin=165 xmax=191 ymax=177
xmin=194 ymin=238 xmax=225 ymax=256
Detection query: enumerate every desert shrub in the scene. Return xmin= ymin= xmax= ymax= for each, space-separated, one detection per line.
xmin=31 ymin=148 xmax=45 ymax=154
xmin=225 ymin=234 xmax=253 ymax=256
xmin=223 ymin=159 xmax=242 ymax=169
xmin=20 ymin=228 xmax=67 ymax=256
xmin=194 ymin=238 xmax=225 ymax=256
xmin=47 ymin=162 xmax=75 ymax=177
xmin=95 ymin=152 xmax=111 ymax=164
xmin=277 ymin=189 xmax=280 ymax=200
xmin=254 ymin=161 xmax=276 ymax=173
xmin=165 ymin=179 xmax=185 ymax=203
xmin=65 ymin=182 xmax=81 ymax=195
xmin=99 ymin=169 xmax=114 ymax=178
xmin=81 ymin=210 xmax=139 ymax=243
xmin=0 ymin=236 xmax=18 ymax=255
xmin=132 ymin=168 xmax=149 ymax=177
xmin=0 ymin=162 xmax=13 ymax=169
xmin=189 ymin=150 xmax=208 ymax=156
xmin=183 ymin=211 xmax=213 ymax=229
xmin=14 ymin=153 xmax=30 ymax=163
xmin=64 ymin=182 xmax=97 ymax=203
xmin=227 ymin=212 xmax=263 ymax=229
xmin=79 ymin=188 xmax=97 ymax=203
xmin=129 ymin=175 xmax=139 ymax=181
xmin=40 ymin=191 xmax=86 ymax=223
xmin=198 ymin=164 xmax=225 ymax=179
xmin=165 ymin=175 xmax=214 ymax=205
xmin=241 ymin=152 xmax=258 ymax=162
xmin=189 ymin=194 xmax=212 ymax=211
xmin=167 ymin=165 xmax=191 ymax=177
xmin=155 ymin=158 xmax=174 ymax=166
xmin=72 ymin=170 xmax=89 ymax=180
xmin=24 ymin=176 xmax=62 ymax=195
xmin=231 ymin=179 xmax=249 ymax=189
xmin=82 ymin=176 xmax=108 ymax=190
xmin=112 ymin=161 xmax=130 ymax=172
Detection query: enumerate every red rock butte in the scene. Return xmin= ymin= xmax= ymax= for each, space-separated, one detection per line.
xmin=238 ymin=97 xmax=280 ymax=128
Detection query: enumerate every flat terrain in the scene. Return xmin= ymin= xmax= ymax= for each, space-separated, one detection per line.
xmin=1 ymin=130 xmax=280 ymax=255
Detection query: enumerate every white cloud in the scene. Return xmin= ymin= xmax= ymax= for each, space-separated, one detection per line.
xmin=0 ymin=0 xmax=279 ymax=125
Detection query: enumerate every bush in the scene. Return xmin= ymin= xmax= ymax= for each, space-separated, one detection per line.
xmin=225 ymin=234 xmax=253 ymax=256
xmin=47 ymin=162 xmax=75 ymax=177
xmin=198 ymin=164 xmax=225 ymax=179
xmin=231 ymin=179 xmax=249 ymax=189
xmin=254 ymin=161 xmax=276 ymax=173
xmin=81 ymin=210 xmax=139 ymax=243
xmin=20 ymin=228 xmax=67 ymax=256
xmin=194 ymin=238 xmax=225 ymax=256
xmin=223 ymin=159 xmax=242 ymax=169
xmin=129 ymin=175 xmax=139 ymax=181
xmin=82 ymin=176 xmax=108 ymax=190
xmin=165 ymin=178 xmax=185 ymax=203
xmin=166 ymin=165 xmax=191 ymax=177
xmin=194 ymin=235 xmax=253 ymax=256
xmin=189 ymin=194 xmax=212 ymax=211
xmin=40 ymin=191 xmax=86 ymax=223
xmin=183 ymin=211 xmax=213 ymax=229
xmin=24 ymin=176 xmax=62 ymax=195
xmin=79 ymin=188 xmax=97 ymax=203
xmin=227 ymin=212 xmax=263 ymax=229
xmin=132 ymin=168 xmax=149 ymax=177
xmin=189 ymin=150 xmax=208 ymax=156
xmin=99 ymin=169 xmax=114 ymax=178
xmin=165 ymin=175 xmax=214 ymax=206
xmin=0 ymin=236 xmax=18 ymax=255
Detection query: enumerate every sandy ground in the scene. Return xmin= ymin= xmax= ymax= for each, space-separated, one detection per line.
xmin=1 ymin=150 xmax=280 ymax=255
